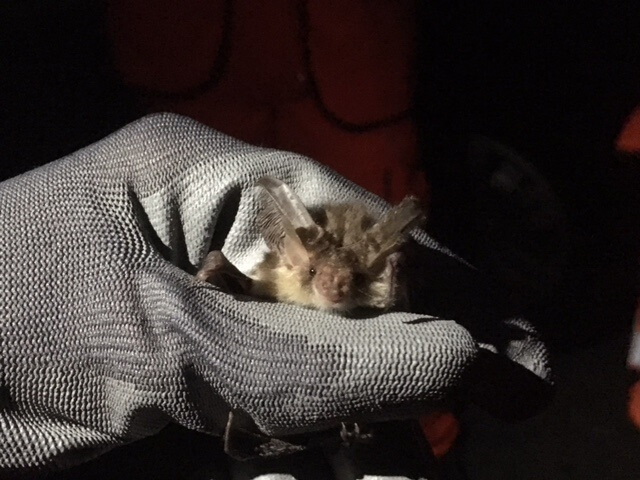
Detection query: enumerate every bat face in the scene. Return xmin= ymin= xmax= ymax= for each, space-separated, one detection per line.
xmin=283 ymin=239 xmax=402 ymax=313
xmin=263 ymin=245 xmax=360 ymax=312
xmin=310 ymin=264 xmax=354 ymax=311
xmin=252 ymin=176 xmax=425 ymax=313
xmin=307 ymin=249 xmax=359 ymax=312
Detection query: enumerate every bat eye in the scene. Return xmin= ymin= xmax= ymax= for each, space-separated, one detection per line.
xmin=353 ymin=272 xmax=365 ymax=285
xmin=309 ymin=267 xmax=316 ymax=277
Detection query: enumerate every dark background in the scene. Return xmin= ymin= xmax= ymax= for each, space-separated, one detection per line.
xmin=2 ymin=1 xmax=640 ymax=478
xmin=416 ymin=2 xmax=640 ymax=348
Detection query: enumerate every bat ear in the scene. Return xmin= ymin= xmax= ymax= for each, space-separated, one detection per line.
xmin=255 ymin=176 xmax=319 ymax=267
xmin=366 ymin=196 xmax=426 ymax=269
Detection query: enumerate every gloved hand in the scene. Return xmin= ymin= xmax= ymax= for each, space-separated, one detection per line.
xmin=0 ymin=113 xmax=551 ymax=477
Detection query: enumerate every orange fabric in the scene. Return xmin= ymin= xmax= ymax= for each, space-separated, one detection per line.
xmin=616 ymin=105 xmax=640 ymax=153
xmin=629 ymin=381 xmax=640 ymax=430
xmin=616 ymin=104 xmax=640 ymax=427
xmin=419 ymin=412 xmax=461 ymax=459
xmin=107 ymin=0 xmax=427 ymax=204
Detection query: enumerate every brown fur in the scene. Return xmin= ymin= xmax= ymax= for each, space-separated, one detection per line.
xmin=249 ymin=202 xmax=413 ymax=312
xmin=198 ymin=177 xmax=424 ymax=314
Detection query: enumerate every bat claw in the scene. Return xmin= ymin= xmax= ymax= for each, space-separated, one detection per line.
xmin=339 ymin=422 xmax=373 ymax=446
xmin=197 ymin=251 xmax=252 ymax=294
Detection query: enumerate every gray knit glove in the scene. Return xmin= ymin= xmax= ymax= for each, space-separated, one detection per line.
xmin=0 ymin=113 xmax=551 ymax=476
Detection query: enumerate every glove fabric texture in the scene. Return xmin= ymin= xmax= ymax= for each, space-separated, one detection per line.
xmin=0 ymin=113 xmax=551 ymax=475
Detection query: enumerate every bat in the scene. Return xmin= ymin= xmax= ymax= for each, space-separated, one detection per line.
xmin=197 ymin=176 xmax=426 ymax=313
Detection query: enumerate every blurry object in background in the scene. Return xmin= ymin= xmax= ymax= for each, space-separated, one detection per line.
xmin=107 ymin=0 xmax=427 ymax=204
xmin=628 ymin=303 xmax=640 ymax=368
xmin=617 ymin=105 xmax=640 ymax=154
xmin=416 ymin=2 xmax=640 ymax=352
xmin=626 ymin=301 xmax=640 ymax=429
xmin=419 ymin=411 xmax=460 ymax=459
xmin=466 ymin=136 xmax=569 ymax=313
xmin=619 ymin=105 xmax=640 ymax=430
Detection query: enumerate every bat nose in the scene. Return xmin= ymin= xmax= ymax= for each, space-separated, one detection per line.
xmin=318 ymin=270 xmax=351 ymax=303
xmin=325 ymin=288 xmax=345 ymax=304
xmin=326 ymin=289 xmax=345 ymax=303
